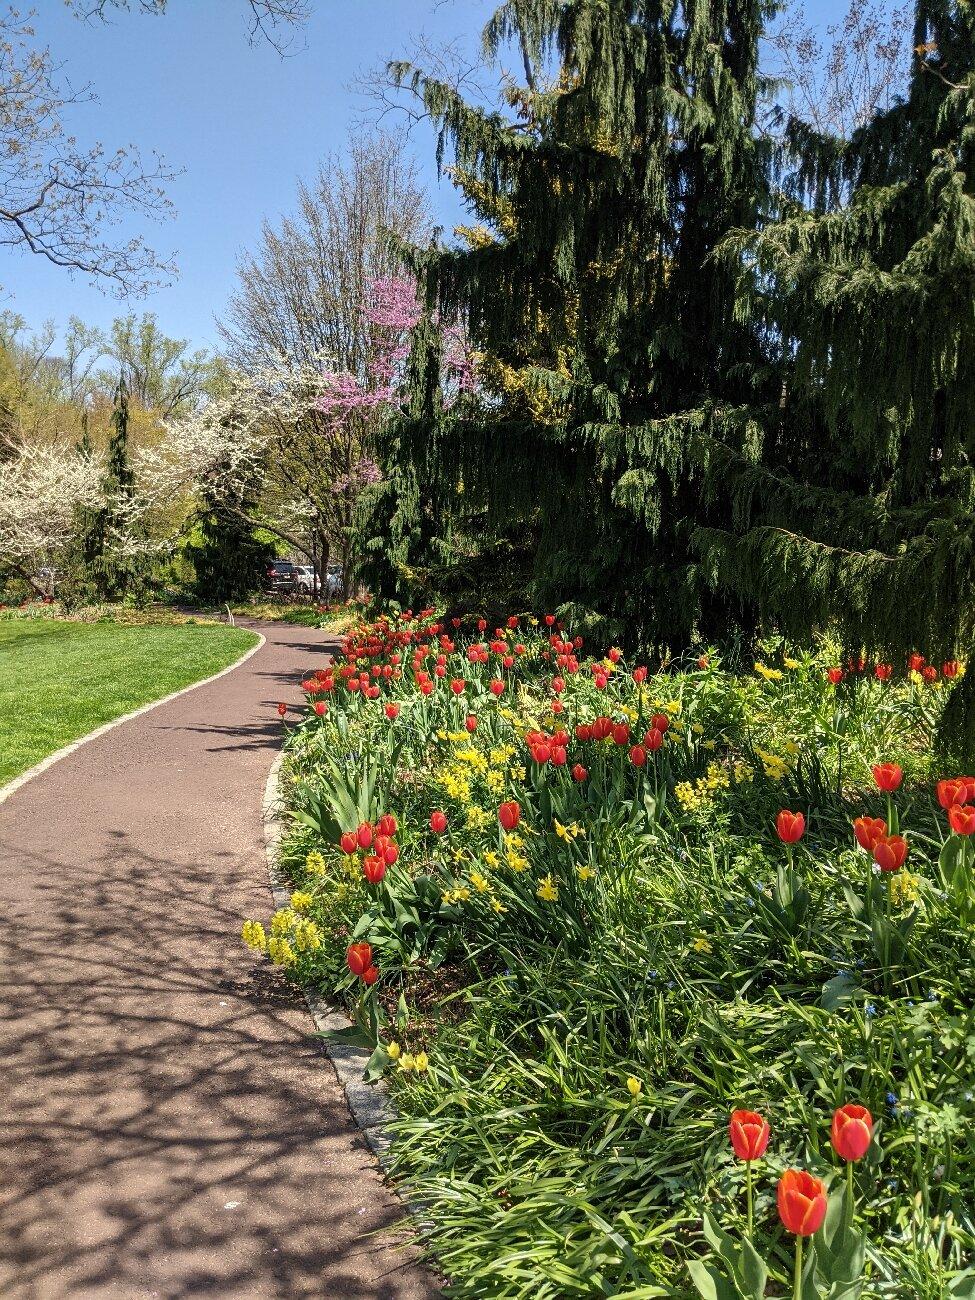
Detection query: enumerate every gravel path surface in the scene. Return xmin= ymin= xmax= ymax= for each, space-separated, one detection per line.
xmin=0 ymin=621 xmax=438 ymax=1299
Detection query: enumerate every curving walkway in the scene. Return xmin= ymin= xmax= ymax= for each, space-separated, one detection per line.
xmin=0 ymin=621 xmax=438 ymax=1300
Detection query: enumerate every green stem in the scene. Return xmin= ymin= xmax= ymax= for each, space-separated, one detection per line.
xmin=793 ymin=1235 xmax=803 ymax=1300
xmin=746 ymin=1160 xmax=754 ymax=1238
xmin=846 ymin=1159 xmax=855 ymax=1236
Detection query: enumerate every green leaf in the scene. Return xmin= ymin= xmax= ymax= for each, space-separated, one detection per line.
xmin=686 ymin=1260 xmax=741 ymax=1300
xmin=739 ymin=1235 xmax=769 ymax=1298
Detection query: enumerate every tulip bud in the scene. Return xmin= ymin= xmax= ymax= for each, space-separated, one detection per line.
xmin=429 ymin=810 xmax=448 ymax=834
xmin=356 ymin=822 xmax=373 ymax=850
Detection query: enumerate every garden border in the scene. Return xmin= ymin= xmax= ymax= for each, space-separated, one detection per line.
xmin=261 ymin=750 xmax=399 ymax=1162
xmin=0 ymin=630 xmax=266 ymax=806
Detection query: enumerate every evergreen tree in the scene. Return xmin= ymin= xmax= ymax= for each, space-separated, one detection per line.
xmin=188 ymin=480 xmax=276 ymax=604
xmin=93 ymin=376 xmax=146 ymax=601
xmin=363 ymin=0 xmax=778 ymax=644
xmin=61 ymin=408 xmax=103 ymax=606
xmin=696 ymin=1 xmax=975 ymax=747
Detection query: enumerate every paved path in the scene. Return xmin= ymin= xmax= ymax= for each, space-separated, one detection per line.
xmin=0 ymin=621 xmax=438 ymax=1300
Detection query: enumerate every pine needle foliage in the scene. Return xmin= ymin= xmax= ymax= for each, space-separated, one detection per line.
xmin=702 ymin=1 xmax=975 ymax=752
xmin=363 ymin=0 xmax=780 ymax=644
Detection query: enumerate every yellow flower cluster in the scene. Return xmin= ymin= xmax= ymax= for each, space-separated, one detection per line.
xmin=305 ymin=850 xmax=327 ymax=876
xmin=290 ymin=890 xmax=313 ymax=912
xmin=755 ymin=746 xmax=791 ymax=781
xmin=387 ymin=1040 xmax=429 ymax=1072
xmin=249 ymin=906 xmax=323 ymax=965
xmin=554 ymin=819 xmax=585 ymax=841
xmin=890 ymin=870 xmax=920 ymax=907
xmin=537 ymin=874 xmax=558 ymax=901
xmin=674 ymin=763 xmax=732 ymax=812
xmin=754 ymin=661 xmax=784 ymax=682
xmin=242 ymin=919 xmax=266 ymax=951
xmin=442 ymin=885 xmax=472 ymax=905
xmin=576 ymin=865 xmax=596 ymax=881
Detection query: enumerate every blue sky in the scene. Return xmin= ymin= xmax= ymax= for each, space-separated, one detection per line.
xmin=10 ymin=0 xmax=850 ymax=353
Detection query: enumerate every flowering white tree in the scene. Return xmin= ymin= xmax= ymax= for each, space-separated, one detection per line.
xmin=0 ymin=442 xmax=103 ymax=594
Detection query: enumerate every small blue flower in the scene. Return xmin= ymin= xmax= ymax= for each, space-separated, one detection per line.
xmin=865 ymin=1003 xmax=877 ymax=1018
xmin=885 ymin=1091 xmax=897 ymax=1106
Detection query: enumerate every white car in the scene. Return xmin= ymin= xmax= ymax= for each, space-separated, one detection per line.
xmin=294 ymin=565 xmax=317 ymax=594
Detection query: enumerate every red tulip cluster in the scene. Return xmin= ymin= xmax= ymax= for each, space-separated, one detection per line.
xmin=525 ymin=728 xmax=569 ymax=766
xmin=346 ymin=942 xmax=378 ymax=984
xmin=727 ymin=1102 xmax=872 ymax=1239
xmin=938 ymin=775 xmax=975 ymax=837
xmin=338 ymin=815 xmax=399 ymax=884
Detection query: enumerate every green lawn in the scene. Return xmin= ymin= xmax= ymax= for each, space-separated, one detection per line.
xmin=0 ymin=620 xmax=258 ymax=785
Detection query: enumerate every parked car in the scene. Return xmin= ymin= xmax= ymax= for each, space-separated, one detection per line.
xmin=265 ymin=560 xmax=298 ymax=592
xmin=293 ymin=565 xmax=317 ymax=594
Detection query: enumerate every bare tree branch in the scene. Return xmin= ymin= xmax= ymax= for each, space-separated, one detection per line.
xmin=0 ymin=11 xmax=177 ymax=295
xmin=69 ymin=0 xmax=311 ymax=55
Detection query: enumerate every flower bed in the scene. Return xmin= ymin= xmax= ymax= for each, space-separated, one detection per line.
xmin=245 ymin=611 xmax=975 ymax=1298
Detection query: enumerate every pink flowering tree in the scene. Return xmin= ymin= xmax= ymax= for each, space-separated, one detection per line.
xmin=160 ymin=272 xmax=476 ymax=595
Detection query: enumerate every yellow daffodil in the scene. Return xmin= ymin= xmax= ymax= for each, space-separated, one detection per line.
xmin=626 ymin=1076 xmax=642 ymax=1097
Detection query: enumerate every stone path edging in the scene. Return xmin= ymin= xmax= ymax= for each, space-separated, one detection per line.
xmin=0 ymin=630 xmax=265 ymax=806
xmin=261 ymin=750 xmax=399 ymax=1161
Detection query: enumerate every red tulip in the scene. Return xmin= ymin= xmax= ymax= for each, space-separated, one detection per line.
xmin=874 ymin=663 xmax=893 ymax=681
xmin=937 ymin=778 xmax=968 ymax=809
xmin=697 ymin=655 xmax=709 ymax=669
xmin=872 ymin=763 xmax=903 ymax=792
xmin=909 ymin=653 xmax=925 ymax=671
xmin=552 ymin=676 xmax=565 ymax=694
xmin=490 ymin=679 xmax=505 ymax=696
xmin=776 ymin=810 xmax=805 ymax=844
xmin=362 ymin=965 xmax=379 ymax=985
xmin=873 ymin=833 xmax=908 ymax=872
xmin=943 ymin=661 xmax=959 ymax=678
xmin=591 ymin=717 xmax=613 ymax=741
xmin=429 ymin=810 xmax=448 ymax=834
xmin=575 ymin=723 xmax=593 ymax=742
xmin=551 ymin=745 xmax=567 ymax=766
xmin=632 ymin=666 xmax=647 ymax=683
xmin=611 ymin=722 xmax=631 ymax=746
xmin=572 ymin=763 xmax=588 ymax=782
xmin=498 ymin=801 xmax=521 ymax=831
xmin=826 ymin=667 xmax=844 ymax=685
xmin=594 ymin=673 xmax=608 ymax=689
xmin=346 ymin=942 xmax=373 ymax=976
xmin=923 ymin=665 xmax=938 ymax=682
xmin=651 ymin=712 xmax=670 ymax=733
xmin=544 ymin=613 xmax=555 ymax=625
xmin=629 ymin=745 xmax=647 ymax=767
xmin=377 ymin=813 xmax=397 ymax=837
xmin=607 ymin=647 xmax=621 ymax=663
xmin=363 ymin=855 xmax=387 ymax=884
xmin=465 ymin=715 xmax=478 ymax=732
xmin=451 ymin=678 xmax=466 ymax=695
xmin=314 ymin=701 xmax=327 ymax=716
xmin=420 ymin=680 xmax=434 ymax=696
xmin=728 ymin=1109 xmax=770 ymax=1161
xmin=852 ymin=816 xmax=886 ymax=852
xmin=373 ymin=834 xmax=399 ymax=864
xmin=356 ymin=822 xmax=373 ymax=850
xmin=644 ymin=727 xmax=663 ymax=751
xmin=831 ymin=1104 xmax=873 ymax=1162
xmin=384 ymin=703 xmax=400 ymax=721
xmin=277 ymin=702 xmax=288 ymax=716
xmin=948 ymin=804 xmax=975 ymax=836
xmin=777 ymin=1170 xmax=828 ymax=1236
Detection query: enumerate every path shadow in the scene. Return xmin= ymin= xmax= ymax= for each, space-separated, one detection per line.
xmin=0 ymin=833 xmax=431 ymax=1299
